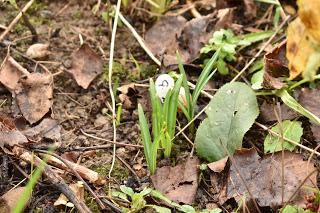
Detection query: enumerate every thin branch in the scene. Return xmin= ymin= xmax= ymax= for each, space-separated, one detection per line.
xmin=0 ymin=0 xmax=35 ymax=42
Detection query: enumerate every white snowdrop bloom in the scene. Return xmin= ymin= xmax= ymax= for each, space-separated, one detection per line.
xmin=155 ymin=74 xmax=174 ymax=102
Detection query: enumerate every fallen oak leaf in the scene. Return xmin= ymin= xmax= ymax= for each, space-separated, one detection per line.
xmin=22 ymin=118 xmax=61 ymax=141
xmin=67 ymin=44 xmax=103 ymax=89
xmin=0 ymin=116 xmax=28 ymax=148
xmin=0 ymin=187 xmax=28 ymax=212
xmin=0 ymin=56 xmax=24 ymax=91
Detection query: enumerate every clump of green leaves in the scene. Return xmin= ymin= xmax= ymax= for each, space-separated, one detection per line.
xmin=201 ymin=29 xmax=273 ymax=75
xmin=112 ymin=185 xmax=222 ymax=213
xmin=138 ymin=76 xmax=182 ymax=174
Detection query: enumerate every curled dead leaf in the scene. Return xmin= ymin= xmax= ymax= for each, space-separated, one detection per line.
xmin=54 ymin=182 xmax=84 ymax=207
xmin=67 ymin=44 xmax=103 ymax=89
xmin=26 ymin=43 xmax=50 ymax=59
xmin=207 ymin=156 xmax=228 ymax=173
xmin=263 ymin=41 xmax=288 ymax=89
xmin=0 ymin=56 xmax=23 ymax=91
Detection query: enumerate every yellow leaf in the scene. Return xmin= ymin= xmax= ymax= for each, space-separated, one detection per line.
xmin=286 ymin=18 xmax=318 ymax=79
xmin=298 ymin=0 xmax=320 ymax=42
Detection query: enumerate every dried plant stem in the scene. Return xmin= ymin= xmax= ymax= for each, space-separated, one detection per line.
xmin=108 ymin=0 xmax=122 ymax=189
xmin=0 ymin=0 xmax=35 ymax=42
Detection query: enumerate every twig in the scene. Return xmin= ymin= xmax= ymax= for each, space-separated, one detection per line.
xmin=116 ymin=155 xmax=140 ymax=181
xmin=0 ymin=0 xmax=35 ymax=42
xmin=35 ymin=150 xmax=123 ymax=213
xmin=21 ymin=13 xmax=38 ymax=43
xmin=13 ymin=147 xmax=92 ymax=213
xmin=108 ymin=0 xmax=122 ymax=188
xmin=7 ymin=56 xmax=31 ymax=76
xmin=255 ymin=122 xmax=320 ymax=156
xmin=80 ymin=129 xmax=143 ymax=148
xmin=230 ymin=15 xmax=290 ymax=83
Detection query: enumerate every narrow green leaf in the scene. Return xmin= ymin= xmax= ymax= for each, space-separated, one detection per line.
xmin=276 ymin=89 xmax=320 ymax=125
xmin=238 ymin=30 xmax=273 ymax=45
xmin=192 ymin=49 xmax=220 ymax=107
xmin=255 ymin=0 xmax=280 ymax=5
xmin=195 ymin=82 xmax=259 ymax=162
xmin=176 ymin=51 xmax=192 ymax=117
xmin=264 ymin=120 xmax=303 ymax=153
xmin=138 ymin=104 xmax=154 ymax=173
xmin=149 ymin=79 xmax=162 ymax=139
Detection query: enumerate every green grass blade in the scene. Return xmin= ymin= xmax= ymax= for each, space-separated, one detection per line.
xmin=149 ymin=79 xmax=162 ymax=139
xmin=178 ymin=101 xmax=191 ymax=121
xmin=13 ymin=154 xmax=48 ymax=213
xmin=166 ymin=76 xmax=183 ymax=139
xmin=276 ymin=89 xmax=320 ymax=125
xmin=138 ymin=104 xmax=154 ymax=172
xmin=192 ymin=49 xmax=220 ymax=107
xmin=176 ymin=51 xmax=192 ymax=118
xmin=238 ymin=30 xmax=273 ymax=45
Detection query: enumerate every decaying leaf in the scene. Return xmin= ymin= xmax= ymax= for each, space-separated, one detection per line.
xmin=195 ymin=82 xmax=259 ymax=162
xmin=117 ymin=83 xmax=139 ymax=109
xmin=263 ymin=41 xmax=288 ymax=89
xmin=0 ymin=56 xmax=23 ymax=91
xmin=26 ymin=43 xmax=50 ymax=59
xmin=287 ymin=18 xmax=320 ymax=80
xmin=67 ymin=44 xmax=102 ymax=89
xmin=151 ymin=157 xmax=199 ymax=204
xmin=227 ymin=149 xmax=317 ymax=207
xmin=0 ymin=116 xmax=28 ymax=147
xmin=0 ymin=187 xmax=27 ymax=212
xmin=259 ymin=101 xmax=299 ymax=123
xmin=207 ymin=156 xmax=228 ymax=173
xmin=15 ymin=73 xmax=53 ymax=124
xmin=297 ymin=88 xmax=320 ymax=141
xmin=22 ymin=118 xmax=61 ymax=141
xmin=54 ymin=182 xmax=84 ymax=207
xmin=145 ymin=9 xmax=233 ymax=66
xmin=297 ymin=0 xmax=320 ymax=43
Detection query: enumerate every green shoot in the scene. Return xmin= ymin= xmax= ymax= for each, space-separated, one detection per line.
xmin=201 ymin=29 xmax=273 ymax=75
xmin=138 ymin=76 xmax=182 ymax=174
xmin=177 ymin=50 xmax=219 ymax=132
xmin=13 ymin=153 xmax=49 ymax=213
xmin=116 ymin=103 xmax=122 ymax=126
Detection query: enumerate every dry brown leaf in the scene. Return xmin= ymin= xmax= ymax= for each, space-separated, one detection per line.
xmin=15 ymin=73 xmax=53 ymax=124
xmin=243 ymin=0 xmax=257 ymax=18
xmin=263 ymin=41 xmax=288 ymax=89
xmin=259 ymin=101 xmax=299 ymax=123
xmin=0 ymin=187 xmax=27 ymax=212
xmin=0 ymin=56 xmax=23 ymax=91
xmin=26 ymin=43 xmax=50 ymax=59
xmin=145 ymin=10 xmax=233 ymax=66
xmin=22 ymin=118 xmax=61 ymax=141
xmin=54 ymin=182 xmax=84 ymax=207
xmin=0 ymin=116 xmax=28 ymax=147
xmin=67 ymin=44 xmax=103 ymax=89
xmin=207 ymin=156 xmax=228 ymax=173
xmin=297 ymin=88 xmax=320 ymax=141
xmin=298 ymin=0 xmax=320 ymax=42
xmin=227 ymin=149 xmax=317 ymax=208
xmin=151 ymin=156 xmax=199 ymax=204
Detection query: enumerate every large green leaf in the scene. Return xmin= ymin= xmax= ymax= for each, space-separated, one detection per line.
xmin=264 ymin=120 xmax=303 ymax=153
xmin=195 ymin=82 xmax=259 ymax=162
